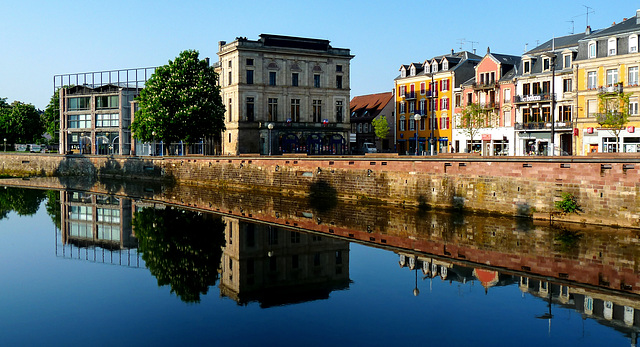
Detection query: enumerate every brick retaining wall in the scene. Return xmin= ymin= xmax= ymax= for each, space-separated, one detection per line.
xmin=1 ymin=153 xmax=639 ymax=228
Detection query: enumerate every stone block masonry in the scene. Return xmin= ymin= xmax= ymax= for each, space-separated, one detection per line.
xmin=1 ymin=153 xmax=639 ymax=228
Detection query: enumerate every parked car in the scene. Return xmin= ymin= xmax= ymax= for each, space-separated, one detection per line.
xmin=363 ymin=142 xmax=377 ymax=153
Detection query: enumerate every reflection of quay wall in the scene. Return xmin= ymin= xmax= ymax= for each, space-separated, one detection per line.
xmin=3 ymin=177 xmax=640 ymax=297
xmin=219 ymin=218 xmax=350 ymax=307
xmin=1 ymin=154 xmax=640 ymax=228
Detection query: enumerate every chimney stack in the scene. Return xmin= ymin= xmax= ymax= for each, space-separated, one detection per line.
xmin=586 ymin=26 xmax=591 ymax=35
xmin=637 ymin=9 xmax=640 ymax=24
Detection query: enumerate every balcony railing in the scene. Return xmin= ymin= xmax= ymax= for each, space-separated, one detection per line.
xmin=514 ymin=93 xmax=554 ymax=103
xmin=479 ymin=101 xmax=498 ymax=109
xmin=598 ymin=84 xmax=623 ymax=94
xmin=472 ymin=81 xmax=498 ymax=90
xmin=596 ymin=112 xmax=625 ymax=124
xmin=405 ymin=91 xmax=417 ymax=99
xmin=515 ymin=121 xmax=573 ymax=130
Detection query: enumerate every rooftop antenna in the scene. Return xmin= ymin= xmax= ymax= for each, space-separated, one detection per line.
xmin=575 ymin=5 xmax=595 ymax=29
xmin=458 ymin=38 xmax=465 ymax=50
xmin=567 ymin=20 xmax=575 ymax=34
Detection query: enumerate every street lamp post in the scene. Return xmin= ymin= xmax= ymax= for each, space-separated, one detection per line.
xmin=3 ymin=138 xmax=5 ymax=152
xmin=80 ymin=132 xmax=84 ymax=155
xmin=414 ymin=114 xmax=421 ymax=156
xmin=152 ymin=131 xmax=156 ymax=156
xmin=267 ymin=123 xmax=274 ymax=156
xmin=543 ymin=52 xmax=557 ymax=156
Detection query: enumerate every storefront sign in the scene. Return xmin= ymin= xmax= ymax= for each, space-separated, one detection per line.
xmin=628 ymin=126 xmax=635 ymax=133
xmin=587 ymin=127 xmax=594 ymax=134
xmin=573 ymin=128 xmax=579 ymax=136
xmin=481 ymin=134 xmax=491 ymax=141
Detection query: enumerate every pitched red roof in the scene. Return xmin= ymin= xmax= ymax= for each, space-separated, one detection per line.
xmin=349 ymin=92 xmax=393 ymax=118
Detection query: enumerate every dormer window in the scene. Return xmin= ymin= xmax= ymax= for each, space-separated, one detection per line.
xmin=431 ymin=62 xmax=438 ymax=73
xmin=588 ymin=41 xmax=596 ymax=58
xmin=401 ymin=67 xmax=406 ymax=78
xmin=563 ymin=54 xmax=572 ymax=69
xmin=608 ymin=38 xmax=617 ymax=56
xmin=630 ymin=34 xmax=638 ymax=53
xmin=424 ymin=64 xmax=430 ymax=74
xmin=443 ymin=60 xmax=449 ymax=71
xmin=524 ymin=60 xmax=531 ymax=74
xmin=543 ymin=58 xmax=550 ymax=71
xmin=410 ymin=66 xmax=416 ymax=76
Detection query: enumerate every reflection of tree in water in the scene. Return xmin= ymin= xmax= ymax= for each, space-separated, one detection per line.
xmin=308 ymin=179 xmax=338 ymax=213
xmin=133 ymin=207 xmax=226 ymax=303
xmin=45 ymin=190 xmax=61 ymax=229
xmin=0 ymin=187 xmax=46 ymax=220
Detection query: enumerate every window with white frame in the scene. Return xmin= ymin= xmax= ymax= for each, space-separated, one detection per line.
xmin=440 ymin=113 xmax=449 ymax=129
xmin=563 ymin=54 xmax=572 ymax=69
xmin=588 ymin=41 xmax=596 ymax=58
xmin=399 ymin=116 xmax=406 ymax=131
xmin=399 ymin=102 xmax=406 ymax=114
xmin=441 ymin=98 xmax=449 ymax=110
xmin=587 ymin=71 xmax=597 ymax=89
xmin=443 ymin=60 xmax=449 ymax=70
xmin=630 ymin=34 xmax=638 ymax=53
xmin=68 ymin=114 xmax=91 ymax=128
xmin=524 ymin=60 xmax=531 ymax=74
xmin=419 ymin=100 xmax=426 ymax=113
xmin=409 ymin=117 xmax=415 ymax=131
xmin=409 ymin=101 xmax=415 ymax=113
xmin=543 ymin=57 xmax=550 ymax=71
xmin=606 ymin=69 xmax=618 ymax=86
xmin=401 ymin=68 xmax=406 ymax=78
xmin=96 ymin=114 xmax=119 ymax=127
xmin=628 ymin=66 xmax=639 ymax=86
xmin=630 ymin=97 xmax=639 ymax=115
xmin=399 ymin=85 xmax=406 ymax=97
xmin=587 ymin=99 xmax=597 ymax=117
xmin=410 ymin=66 xmax=416 ymax=76
xmin=424 ymin=64 xmax=430 ymax=74
xmin=504 ymin=110 xmax=511 ymax=126
xmin=608 ymin=38 xmax=617 ymax=56
xmin=420 ymin=82 xmax=426 ymax=95
xmin=432 ymin=62 xmax=438 ymax=73
xmin=504 ymin=88 xmax=511 ymax=103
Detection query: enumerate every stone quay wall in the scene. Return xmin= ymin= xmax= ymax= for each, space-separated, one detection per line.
xmin=1 ymin=152 xmax=639 ymax=228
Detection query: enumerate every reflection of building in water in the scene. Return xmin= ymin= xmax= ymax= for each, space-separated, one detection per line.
xmin=57 ymin=191 xmax=141 ymax=267
xmin=397 ymin=252 xmax=515 ymax=294
xmin=219 ymin=218 xmax=350 ymax=307
xmin=520 ymin=276 xmax=640 ymax=346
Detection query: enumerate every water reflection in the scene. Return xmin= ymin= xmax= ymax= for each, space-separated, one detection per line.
xmin=2 ymin=177 xmax=640 ymax=344
xmin=133 ymin=206 xmax=226 ymax=303
xmin=0 ymin=187 xmax=46 ymax=219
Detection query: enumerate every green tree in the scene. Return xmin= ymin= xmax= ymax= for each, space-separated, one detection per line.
xmin=457 ymin=102 xmax=497 ymax=153
xmin=131 ymin=50 xmax=225 ymax=152
xmin=0 ymin=101 xmax=44 ymax=144
xmin=133 ymin=207 xmax=226 ymax=303
xmin=42 ymin=89 xmax=61 ymax=144
xmin=371 ymin=115 xmax=390 ymax=148
xmin=0 ymin=187 xmax=46 ymax=220
xmin=597 ymin=91 xmax=630 ymax=152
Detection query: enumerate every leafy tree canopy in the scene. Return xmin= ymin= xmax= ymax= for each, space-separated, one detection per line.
xmin=131 ymin=50 xmax=226 ymax=144
xmin=597 ymin=92 xmax=630 ymax=151
xmin=42 ymin=89 xmax=61 ymax=143
xmin=372 ymin=115 xmax=390 ymax=144
xmin=0 ymin=101 xmax=44 ymax=144
xmin=457 ymin=102 xmax=498 ymax=151
xmin=0 ymin=187 xmax=46 ymax=220
xmin=133 ymin=207 xmax=226 ymax=303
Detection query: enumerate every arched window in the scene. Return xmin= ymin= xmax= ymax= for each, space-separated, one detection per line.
xmin=588 ymin=41 xmax=596 ymax=58
xmin=630 ymin=34 xmax=638 ymax=53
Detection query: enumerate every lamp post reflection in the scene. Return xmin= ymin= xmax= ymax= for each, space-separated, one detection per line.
xmin=267 ymin=123 xmax=274 ymax=156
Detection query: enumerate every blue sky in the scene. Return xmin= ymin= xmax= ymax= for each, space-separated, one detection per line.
xmin=2 ymin=0 xmax=639 ymax=109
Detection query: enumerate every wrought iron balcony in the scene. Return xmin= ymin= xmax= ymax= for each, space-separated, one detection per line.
xmin=479 ymin=101 xmax=498 ymax=109
xmin=514 ymin=93 xmax=554 ymax=104
xmin=472 ymin=81 xmax=498 ymax=90
xmin=515 ymin=121 xmax=573 ymax=130
xmin=405 ymin=91 xmax=417 ymax=100
xmin=598 ymin=84 xmax=623 ymax=94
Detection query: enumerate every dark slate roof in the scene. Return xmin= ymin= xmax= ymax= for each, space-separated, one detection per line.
xmin=525 ymin=32 xmax=590 ymax=54
xmin=586 ymin=15 xmax=639 ymax=39
xmin=490 ymin=53 xmax=521 ymax=67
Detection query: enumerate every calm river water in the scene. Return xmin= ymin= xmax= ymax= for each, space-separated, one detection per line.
xmin=0 ymin=183 xmax=638 ymax=346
